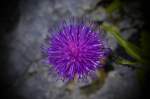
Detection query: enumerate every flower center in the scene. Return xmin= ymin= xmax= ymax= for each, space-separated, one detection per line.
xmin=68 ymin=42 xmax=80 ymax=59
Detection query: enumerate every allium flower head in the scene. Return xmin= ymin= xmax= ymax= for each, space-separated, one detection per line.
xmin=42 ymin=17 xmax=111 ymax=80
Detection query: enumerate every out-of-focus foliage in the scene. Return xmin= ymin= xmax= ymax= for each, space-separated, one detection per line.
xmin=116 ymin=57 xmax=139 ymax=66
xmin=80 ymin=69 xmax=106 ymax=95
xmin=101 ymin=23 xmax=147 ymax=63
xmin=101 ymin=22 xmax=150 ymax=86
xmin=140 ymin=31 xmax=150 ymax=60
xmin=105 ymin=0 xmax=122 ymax=13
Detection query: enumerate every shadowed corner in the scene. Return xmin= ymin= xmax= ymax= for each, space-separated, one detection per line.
xmin=0 ymin=0 xmax=22 ymax=99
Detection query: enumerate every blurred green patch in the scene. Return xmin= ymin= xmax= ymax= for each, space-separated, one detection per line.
xmin=80 ymin=69 xmax=106 ymax=95
xmin=80 ymin=79 xmax=102 ymax=95
xmin=101 ymin=22 xmax=150 ymax=86
xmin=140 ymin=31 xmax=150 ymax=60
xmin=101 ymin=22 xmax=148 ymax=64
xmin=105 ymin=0 xmax=122 ymax=13
xmin=136 ymin=31 xmax=150 ymax=85
xmin=116 ymin=57 xmax=139 ymax=66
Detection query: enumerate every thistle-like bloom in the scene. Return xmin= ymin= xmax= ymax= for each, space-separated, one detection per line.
xmin=42 ymin=17 xmax=110 ymax=80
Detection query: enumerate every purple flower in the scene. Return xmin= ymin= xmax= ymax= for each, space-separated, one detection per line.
xmin=42 ymin=17 xmax=110 ymax=80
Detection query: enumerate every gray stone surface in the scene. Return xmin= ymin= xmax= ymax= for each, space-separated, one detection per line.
xmin=7 ymin=0 xmax=142 ymax=99
xmin=91 ymin=67 xmax=140 ymax=99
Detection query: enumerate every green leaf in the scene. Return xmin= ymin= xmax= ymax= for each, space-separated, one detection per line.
xmin=115 ymin=57 xmax=145 ymax=70
xmin=105 ymin=0 xmax=122 ymax=13
xmin=116 ymin=57 xmax=138 ymax=65
xmin=101 ymin=22 xmax=146 ymax=64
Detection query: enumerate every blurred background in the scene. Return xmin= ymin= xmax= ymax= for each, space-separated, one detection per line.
xmin=0 ymin=0 xmax=150 ymax=99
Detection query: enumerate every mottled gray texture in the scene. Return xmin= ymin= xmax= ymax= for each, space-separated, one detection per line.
xmin=8 ymin=0 xmax=142 ymax=99
xmin=91 ymin=67 xmax=140 ymax=99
